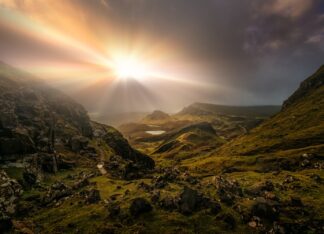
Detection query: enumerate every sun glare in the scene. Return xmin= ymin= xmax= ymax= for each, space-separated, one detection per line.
xmin=112 ymin=56 xmax=149 ymax=80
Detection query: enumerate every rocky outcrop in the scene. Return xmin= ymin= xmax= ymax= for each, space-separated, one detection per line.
xmin=0 ymin=62 xmax=93 ymax=159
xmin=0 ymin=170 xmax=22 ymax=228
xmin=92 ymin=122 xmax=155 ymax=175
xmin=129 ymin=198 xmax=152 ymax=217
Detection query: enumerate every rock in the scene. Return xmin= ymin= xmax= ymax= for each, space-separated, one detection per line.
xmin=83 ymin=189 xmax=101 ymax=204
xmin=122 ymin=163 xmax=140 ymax=180
xmin=22 ymin=171 xmax=37 ymax=186
xmin=178 ymin=187 xmax=199 ymax=215
xmin=0 ymin=214 xmax=12 ymax=233
xmin=0 ymin=130 xmax=36 ymax=156
xmin=70 ymin=136 xmax=88 ymax=152
xmin=159 ymin=196 xmax=178 ymax=211
xmin=284 ymin=175 xmax=298 ymax=184
xmin=264 ymin=191 xmax=277 ymax=201
xmin=37 ymin=153 xmax=58 ymax=173
xmin=0 ymin=170 xmax=23 ymax=216
xmin=150 ymin=190 xmax=160 ymax=204
xmin=137 ymin=182 xmax=152 ymax=192
xmin=251 ymin=197 xmax=279 ymax=221
xmin=57 ymin=156 xmax=76 ymax=170
xmin=130 ymin=198 xmax=152 ymax=217
xmin=221 ymin=213 xmax=236 ymax=229
xmin=107 ymin=202 xmax=121 ymax=218
xmin=248 ymin=220 xmax=257 ymax=228
xmin=310 ymin=174 xmax=322 ymax=183
xmin=246 ymin=180 xmax=275 ymax=197
xmin=214 ymin=176 xmax=242 ymax=205
xmin=209 ymin=202 xmax=222 ymax=215
xmin=290 ymin=196 xmax=303 ymax=207
xmin=218 ymin=188 xmax=235 ymax=205
xmin=72 ymin=178 xmax=89 ymax=190
xmin=43 ymin=182 xmax=72 ymax=204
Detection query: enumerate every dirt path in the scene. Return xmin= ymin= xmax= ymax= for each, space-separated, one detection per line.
xmin=96 ymin=142 xmax=107 ymax=175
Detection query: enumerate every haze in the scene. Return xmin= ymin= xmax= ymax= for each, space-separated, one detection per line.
xmin=0 ymin=0 xmax=323 ymax=116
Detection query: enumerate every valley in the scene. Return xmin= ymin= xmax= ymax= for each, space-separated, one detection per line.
xmin=0 ymin=63 xmax=323 ymax=234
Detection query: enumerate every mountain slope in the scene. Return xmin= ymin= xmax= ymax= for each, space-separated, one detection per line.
xmin=178 ymin=103 xmax=281 ymax=117
xmin=215 ymin=65 xmax=324 ymax=156
xmin=0 ymin=62 xmax=154 ymax=169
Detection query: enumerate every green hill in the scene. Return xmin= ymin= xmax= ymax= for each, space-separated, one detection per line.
xmin=178 ymin=103 xmax=281 ymax=117
xmin=216 ymin=65 xmax=324 ymax=156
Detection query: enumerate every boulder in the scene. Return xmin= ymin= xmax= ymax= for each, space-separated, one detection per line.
xmin=0 ymin=214 xmax=12 ymax=233
xmin=130 ymin=198 xmax=152 ymax=217
xmin=0 ymin=170 xmax=23 ymax=216
xmin=159 ymin=196 xmax=178 ymax=211
xmin=107 ymin=202 xmax=121 ymax=218
xmin=214 ymin=176 xmax=243 ymax=205
xmin=178 ymin=187 xmax=199 ymax=215
xmin=290 ymin=196 xmax=303 ymax=207
xmin=82 ymin=189 xmax=101 ymax=204
xmin=251 ymin=197 xmax=279 ymax=221
xmin=22 ymin=171 xmax=37 ymax=186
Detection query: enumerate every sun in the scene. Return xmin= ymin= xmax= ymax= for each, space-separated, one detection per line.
xmin=112 ymin=56 xmax=149 ymax=80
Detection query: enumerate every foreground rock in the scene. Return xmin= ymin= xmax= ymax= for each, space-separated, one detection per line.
xmin=0 ymin=170 xmax=23 ymax=233
xmin=130 ymin=198 xmax=152 ymax=217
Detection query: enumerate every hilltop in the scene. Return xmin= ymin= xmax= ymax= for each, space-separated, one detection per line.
xmin=178 ymin=103 xmax=281 ymax=117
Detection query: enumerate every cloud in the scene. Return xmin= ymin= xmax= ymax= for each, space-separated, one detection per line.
xmin=261 ymin=0 xmax=314 ymax=19
xmin=0 ymin=0 xmax=323 ymax=113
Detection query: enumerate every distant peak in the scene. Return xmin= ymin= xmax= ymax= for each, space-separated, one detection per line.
xmin=144 ymin=110 xmax=170 ymax=121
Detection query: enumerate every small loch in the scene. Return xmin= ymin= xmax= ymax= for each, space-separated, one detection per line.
xmin=145 ymin=130 xmax=166 ymax=135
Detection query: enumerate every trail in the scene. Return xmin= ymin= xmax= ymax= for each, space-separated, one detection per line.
xmin=96 ymin=143 xmax=107 ymax=175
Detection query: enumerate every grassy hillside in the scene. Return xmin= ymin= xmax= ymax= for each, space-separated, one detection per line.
xmin=178 ymin=103 xmax=281 ymax=117
xmin=215 ymin=65 xmax=324 ymax=156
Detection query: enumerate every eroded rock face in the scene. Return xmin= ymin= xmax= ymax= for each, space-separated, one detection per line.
xmin=0 ymin=170 xmax=23 ymax=216
xmin=0 ymin=63 xmax=93 ymax=161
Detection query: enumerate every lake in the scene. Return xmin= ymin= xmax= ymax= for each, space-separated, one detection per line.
xmin=145 ymin=130 xmax=166 ymax=135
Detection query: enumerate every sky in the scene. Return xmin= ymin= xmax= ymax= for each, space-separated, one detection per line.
xmin=0 ymin=0 xmax=323 ymax=115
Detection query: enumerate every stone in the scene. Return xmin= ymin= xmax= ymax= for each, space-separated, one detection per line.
xmin=107 ymin=202 xmax=121 ymax=218
xmin=150 ymin=190 xmax=160 ymax=204
xmin=178 ymin=187 xmax=199 ymax=215
xmin=214 ymin=176 xmax=242 ymax=205
xmin=0 ymin=170 xmax=23 ymax=216
xmin=222 ymin=213 xmax=236 ymax=229
xmin=0 ymin=214 xmax=12 ymax=233
xmin=137 ymin=182 xmax=152 ymax=192
xmin=209 ymin=202 xmax=222 ymax=215
xmin=43 ymin=182 xmax=72 ymax=204
xmin=70 ymin=136 xmax=89 ymax=152
xmin=290 ymin=196 xmax=303 ymax=207
xmin=159 ymin=196 xmax=178 ymax=211
xmin=72 ymin=178 xmax=89 ymax=190
xmin=83 ymin=189 xmax=101 ymax=204
xmin=251 ymin=197 xmax=279 ymax=221
xmin=130 ymin=198 xmax=152 ymax=217
xmin=248 ymin=220 xmax=257 ymax=228
xmin=310 ymin=174 xmax=322 ymax=183
xmin=22 ymin=171 xmax=37 ymax=186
